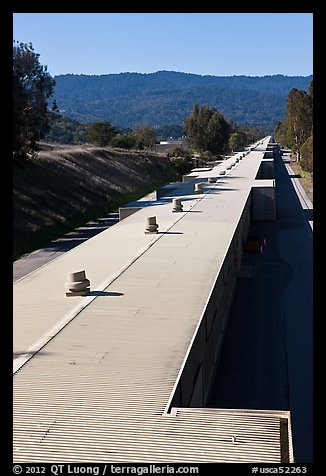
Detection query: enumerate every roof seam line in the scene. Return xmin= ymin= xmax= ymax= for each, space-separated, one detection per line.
xmin=13 ymin=202 xmax=194 ymax=375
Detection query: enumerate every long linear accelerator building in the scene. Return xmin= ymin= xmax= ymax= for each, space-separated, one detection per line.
xmin=13 ymin=136 xmax=294 ymax=463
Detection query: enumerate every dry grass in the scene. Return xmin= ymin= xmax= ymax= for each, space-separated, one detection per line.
xmin=288 ymin=158 xmax=313 ymax=203
xmin=13 ymin=144 xmax=178 ymax=260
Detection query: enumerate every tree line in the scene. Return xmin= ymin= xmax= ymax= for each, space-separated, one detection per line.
xmin=13 ymin=41 xmax=264 ymax=165
xmin=274 ymin=80 xmax=313 ymax=172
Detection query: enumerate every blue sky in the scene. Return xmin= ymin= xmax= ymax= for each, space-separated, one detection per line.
xmin=13 ymin=13 xmax=313 ymax=77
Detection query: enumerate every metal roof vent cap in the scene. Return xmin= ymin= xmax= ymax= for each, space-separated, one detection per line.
xmin=172 ymin=198 xmax=183 ymax=212
xmin=219 ymin=170 xmax=226 ymax=175
xmin=65 ymin=270 xmax=90 ymax=297
xmin=194 ymin=183 xmax=203 ymax=193
xmin=145 ymin=216 xmax=159 ymax=234
xmin=208 ymin=177 xmax=217 ymax=183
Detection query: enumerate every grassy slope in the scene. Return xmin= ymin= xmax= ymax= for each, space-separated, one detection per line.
xmin=289 ymin=160 xmax=313 ymax=203
xmin=13 ymin=145 xmax=179 ymax=260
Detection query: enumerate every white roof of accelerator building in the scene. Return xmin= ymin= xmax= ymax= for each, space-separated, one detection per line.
xmin=13 ymin=136 xmax=293 ymax=463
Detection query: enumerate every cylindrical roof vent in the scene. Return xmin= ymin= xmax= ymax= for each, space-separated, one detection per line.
xmin=145 ymin=216 xmax=159 ymax=234
xmin=194 ymin=183 xmax=203 ymax=194
xmin=65 ymin=270 xmax=90 ymax=297
xmin=172 ymin=198 xmax=183 ymax=212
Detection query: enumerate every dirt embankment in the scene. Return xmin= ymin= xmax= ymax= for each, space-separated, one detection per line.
xmin=13 ymin=145 xmax=179 ymax=260
xmin=288 ymin=159 xmax=313 ymax=203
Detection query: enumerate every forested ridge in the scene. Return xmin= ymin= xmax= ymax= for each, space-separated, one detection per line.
xmin=53 ymin=71 xmax=312 ymax=131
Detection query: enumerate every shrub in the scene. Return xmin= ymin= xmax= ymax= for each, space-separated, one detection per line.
xmin=300 ymin=135 xmax=313 ymax=173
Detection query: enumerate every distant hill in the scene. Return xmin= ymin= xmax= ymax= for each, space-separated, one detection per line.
xmin=52 ymin=71 xmax=313 ymax=132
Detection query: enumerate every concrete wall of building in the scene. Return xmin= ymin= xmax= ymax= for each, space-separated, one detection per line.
xmin=252 ymin=185 xmax=276 ymax=220
xmin=119 ymin=207 xmax=143 ymax=220
xmin=168 ymin=195 xmax=252 ymax=410
xmin=182 ymin=175 xmax=197 ymax=183
xmin=151 ymin=141 xmax=190 ymax=154
xmin=256 ymin=160 xmax=275 ymax=179
xmin=253 ymin=156 xmax=276 ymax=221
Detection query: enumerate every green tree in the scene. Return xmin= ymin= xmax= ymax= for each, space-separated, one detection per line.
xmin=308 ymin=79 xmax=313 ymax=99
xmin=44 ymin=112 xmax=88 ymax=144
xmin=274 ymin=118 xmax=292 ymax=149
xmin=133 ymin=125 xmax=157 ymax=149
xmin=167 ymin=146 xmax=193 ymax=175
xmin=183 ymin=104 xmax=231 ymax=155
xmin=168 ymin=156 xmax=193 ymax=176
xmin=228 ymin=131 xmax=247 ymax=152
xmin=285 ymin=88 xmax=312 ymax=161
xmin=52 ymin=99 xmax=59 ymax=113
xmin=300 ymin=135 xmax=313 ymax=173
xmin=109 ymin=133 xmax=137 ymax=149
xmin=155 ymin=124 xmax=184 ymax=140
xmin=244 ymin=126 xmax=265 ymax=144
xmin=13 ymin=41 xmax=55 ymax=161
xmin=87 ymin=122 xmax=116 ymax=146
xmin=274 ymin=80 xmax=313 ymax=161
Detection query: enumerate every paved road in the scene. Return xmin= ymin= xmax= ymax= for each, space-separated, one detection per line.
xmin=207 ymin=150 xmax=313 ymax=463
xmin=13 ymin=213 xmax=119 ymax=282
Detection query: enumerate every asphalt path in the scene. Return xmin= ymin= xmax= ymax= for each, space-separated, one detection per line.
xmin=207 ymin=150 xmax=313 ymax=463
